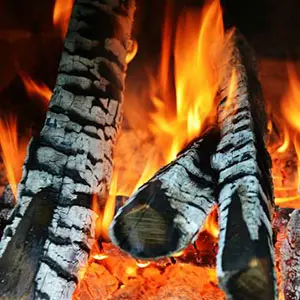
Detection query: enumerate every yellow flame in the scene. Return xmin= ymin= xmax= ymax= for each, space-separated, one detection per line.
xmin=277 ymin=126 xmax=290 ymax=153
xmin=53 ymin=0 xmax=74 ymax=39
xmin=126 ymin=40 xmax=138 ymax=64
xmin=0 ymin=117 xmax=30 ymax=200
xmin=101 ymin=171 xmax=118 ymax=241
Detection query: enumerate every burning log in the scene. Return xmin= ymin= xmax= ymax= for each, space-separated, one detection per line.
xmin=280 ymin=209 xmax=300 ymax=300
xmin=211 ymin=29 xmax=276 ymax=299
xmin=109 ymin=129 xmax=219 ymax=259
xmin=0 ymin=0 xmax=135 ymax=299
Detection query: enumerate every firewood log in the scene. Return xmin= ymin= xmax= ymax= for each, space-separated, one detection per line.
xmin=109 ymin=128 xmax=219 ymax=259
xmin=0 ymin=0 xmax=135 ymax=299
xmin=211 ymin=29 xmax=276 ymax=299
xmin=280 ymin=209 xmax=300 ymax=300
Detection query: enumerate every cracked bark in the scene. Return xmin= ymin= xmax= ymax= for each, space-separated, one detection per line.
xmin=211 ymin=29 xmax=276 ymax=300
xmin=0 ymin=0 xmax=135 ymax=299
xmin=280 ymin=209 xmax=300 ymax=300
xmin=109 ymin=128 xmax=219 ymax=259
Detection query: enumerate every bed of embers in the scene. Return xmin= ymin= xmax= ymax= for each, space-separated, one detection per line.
xmin=0 ymin=0 xmax=300 ymax=299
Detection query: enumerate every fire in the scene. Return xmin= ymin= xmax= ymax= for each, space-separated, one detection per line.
xmin=269 ymin=63 xmax=300 ymax=207
xmin=203 ymin=207 xmax=219 ymax=239
xmin=98 ymin=171 xmax=118 ymax=242
xmin=281 ymin=64 xmax=300 ymax=133
xmin=53 ymin=0 xmax=74 ymax=39
xmin=150 ymin=0 xmax=224 ymax=162
xmin=20 ymin=72 xmax=52 ymax=105
xmin=0 ymin=117 xmax=30 ymax=199
xmin=126 ymin=40 xmax=138 ymax=64
xmin=174 ymin=0 xmax=223 ymax=140
xmin=276 ymin=126 xmax=290 ymax=154
xmin=91 ymin=0 xmax=225 ymax=243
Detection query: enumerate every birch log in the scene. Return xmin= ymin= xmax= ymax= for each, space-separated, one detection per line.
xmin=211 ymin=29 xmax=276 ymax=299
xmin=0 ymin=0 xmax=135 ymax=299
xmin=280 ymin=209 xmax=300 ymax=300
xmin=110 ymin=129 xmax=219 ymax=259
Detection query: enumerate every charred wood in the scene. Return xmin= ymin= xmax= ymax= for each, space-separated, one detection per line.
xmin=109 ymin=129 xmax=219 ymax=259
xmin=211 ymin=29 xmax=276 ymax=299
xmin=0 ymin=0 xmax=135 ymax=299
xmin=280 ymin=209 xmax=300 ymax=300
xmin=0 ymin=185 xmax=15 ymax=239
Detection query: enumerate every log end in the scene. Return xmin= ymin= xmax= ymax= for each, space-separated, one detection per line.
xmin=109 ymin=180 xmax=195 ymax=259
xmin=221 ymin=257 xmax=275 ymax=300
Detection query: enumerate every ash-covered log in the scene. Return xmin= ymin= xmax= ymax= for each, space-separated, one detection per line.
xmin=0 ymin=0 xmax=135 ymax=299
xmin=280 ymin=209 xmax=300 ymax=300
xmin=211 ymin=29 xmax=276 ymax=299
xmin=109 ymin=129 xmax=219 ymax=259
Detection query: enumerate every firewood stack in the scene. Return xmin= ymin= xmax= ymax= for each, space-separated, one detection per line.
xmin=0 ymin=0 xmax=298 ymax=299
xmin=110 ymin=29 xmax=277 ymax=299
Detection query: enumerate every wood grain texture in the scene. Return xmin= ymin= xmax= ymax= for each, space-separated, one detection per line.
xmin=110 ymin=129 xmax=219 ymax=259
xmin=211 ymin=29 xmax=276 ymax=300
xmin=0 ymin=1 xmax=135 ymax=299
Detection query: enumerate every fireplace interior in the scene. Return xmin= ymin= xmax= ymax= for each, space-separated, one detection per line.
xmin=0 ymin=0 xmax=300 ymax=299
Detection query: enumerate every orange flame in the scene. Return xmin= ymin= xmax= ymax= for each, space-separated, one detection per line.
xmin=89 ymin=0 xmax=225 ymax=242
xmin=203 ymin=207 xmax=219 ymax=238
xmin=0 ymin=117 xmax=30 ymax=199
xmin=101 ymin=171 xmax=118 ymax=241
xmin=281 ymin=64 xmax=300 ymax=133
xmin=277 ymin=126 xmax=290 ymax=154
xmin=272 ymin=63 xmax=300 ymax=207
xmin=149 ymin=0 xmax=224 ymax=163
xmin=174 ymin=0 xmax=223 ymax=141
xmin=21 ymin=73 xmax=52 ymax=105
xmin=99 ymin=0 xmax=225 ymax=241
xmin=53 ymin=0 xmax=74 ymax=39
xmin=126 ymin=40 xmax=138 ymax=64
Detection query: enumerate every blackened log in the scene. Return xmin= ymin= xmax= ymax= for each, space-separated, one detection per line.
xmin=0 ymin=0 xmax=135 ymax=299
xmin=109 ymin=129 xmax=219 ymax=259
xmin=211 ymin=29 xmax=276 ymax=299
xmin=0 ymin=185 xmax=15 ymax=239
xmin=280 ymin=209 xmax=300 ymax=300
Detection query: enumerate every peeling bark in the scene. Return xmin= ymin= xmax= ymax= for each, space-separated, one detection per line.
xmin=0 ymin=0 xmax=135 ymax=299
xmin=110 ymin=129 xmax=219 ymax=259
xmin=211 ymin=29 xmax=276 ymax=299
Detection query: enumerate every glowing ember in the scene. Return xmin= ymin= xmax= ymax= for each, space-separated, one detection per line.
xmin=53 ymin=0 xmax=74 ymax=39
xmin=125 ymin=266 xmax=137 ymax=277
xmin=172 ymin=250 xmax=185 ymax=258
xmin=93 ymin=254 xmax=108 ymax=261
xmin=136 ymin=261 xmax=151 ymax=268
